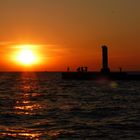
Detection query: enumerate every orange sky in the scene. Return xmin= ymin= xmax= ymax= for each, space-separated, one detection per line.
xmin=0 ymin=0 xmax=140 ymax=71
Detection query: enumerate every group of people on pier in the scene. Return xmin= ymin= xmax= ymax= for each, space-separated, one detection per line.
xmin=77 ymin=67 xmax=88 ymax=72
xmin=67 ymin=66 xmax=88 ymax=72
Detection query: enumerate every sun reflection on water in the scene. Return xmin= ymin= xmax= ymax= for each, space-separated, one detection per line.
xmin=14 ymin=72 xmax=42 ymax=115
xmin=15 ymin=103 xmax=41 ymax=111
xmin=14 ymin=91 xmax=42 ymax=115
xmin=11 ymin=72 xmax=43 ymax=139
xmin=1 ymin=128 xmax=42 ymax=139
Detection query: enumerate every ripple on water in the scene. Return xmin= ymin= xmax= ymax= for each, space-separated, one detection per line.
xmin=0 ymin=72 xmax=140 ymax=140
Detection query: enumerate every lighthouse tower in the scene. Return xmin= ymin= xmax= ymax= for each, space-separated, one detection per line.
xmin=101 ymin=45 xmax=110 ymax=74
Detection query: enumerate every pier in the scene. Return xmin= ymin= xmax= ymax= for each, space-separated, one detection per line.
xmin=62 ymin=46 xmax=140 ymax=80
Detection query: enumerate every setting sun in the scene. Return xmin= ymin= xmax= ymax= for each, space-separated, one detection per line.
xmin=12 ymin=44 xmax=41 ymax=66
xmin=17 ymin=49 xmax=36 ymax=65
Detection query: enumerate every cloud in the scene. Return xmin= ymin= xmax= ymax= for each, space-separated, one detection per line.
xmin=0 ymin=41 xmax=16 ymax=46
xmin=0 ymin=41 xmax=71 ymax=58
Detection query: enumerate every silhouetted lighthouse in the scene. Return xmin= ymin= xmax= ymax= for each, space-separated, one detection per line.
xmin=101 ymin=45 xmax=110 ymax=73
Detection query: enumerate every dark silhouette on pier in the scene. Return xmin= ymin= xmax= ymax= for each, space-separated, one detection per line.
xmin=67 ymin=67 xmax=70 ymax=72
xmin=76 ymin=67 xmax=88 ymax=72
xmin=101 ymin=45 xmax=110 ymax=74
xmin=62 ymin=45 xmax=140 ymax=80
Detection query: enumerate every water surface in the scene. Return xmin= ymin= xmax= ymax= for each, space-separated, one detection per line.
xmin=0 ymin=72 xmax=139 ymax=139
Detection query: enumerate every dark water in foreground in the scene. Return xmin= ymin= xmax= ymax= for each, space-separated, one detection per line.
xmin=0 ymin=72 xmax=139 ymax=140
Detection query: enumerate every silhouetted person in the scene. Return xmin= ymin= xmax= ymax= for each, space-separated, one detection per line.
xmin=84 ymin=67 xmax=88 ymax=72
xmin=119 ymin=67 xmax=122 ymax=73
xmin=81 ymin=67 xmax=84 ymax=72
xmin=77 ymin=67 xmax=80 ymax=72
xmin=67 ymin=67 xmax=70 ymax=72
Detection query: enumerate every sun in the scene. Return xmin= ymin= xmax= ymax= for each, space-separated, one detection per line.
xmin=17 ymin=49 xmax=36 ymax=65
xmin=14 ymin=44 xmax=40 ymax=66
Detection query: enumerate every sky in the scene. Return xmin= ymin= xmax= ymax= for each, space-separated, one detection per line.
xmin=0 ymin=0 xmax=140 ymax=71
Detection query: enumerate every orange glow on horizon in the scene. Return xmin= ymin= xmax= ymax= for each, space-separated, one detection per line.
xmin=0 ymin=42 xmax=139 ymax=71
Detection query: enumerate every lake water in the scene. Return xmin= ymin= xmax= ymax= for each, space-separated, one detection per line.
xmin=0 ymin=72 xmax=139 ymax=140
